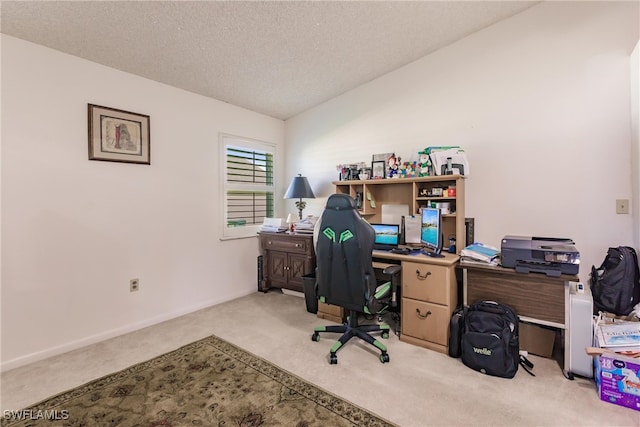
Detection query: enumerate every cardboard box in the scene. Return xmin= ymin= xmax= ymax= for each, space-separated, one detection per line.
xmin=519 ymin=321 xmax=556 ymax=358
xmin=317 ymin=302 xmax=344 ymax=323
xmin=595 ymin=352 xmax=640 ymax=412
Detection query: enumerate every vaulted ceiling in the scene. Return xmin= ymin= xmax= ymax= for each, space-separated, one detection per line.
xmin=1 ymin=1 xmax=538 ymax=119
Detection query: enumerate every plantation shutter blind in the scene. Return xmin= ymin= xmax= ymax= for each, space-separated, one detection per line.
xmin=221 ymin=135 xmax=275 ymax=239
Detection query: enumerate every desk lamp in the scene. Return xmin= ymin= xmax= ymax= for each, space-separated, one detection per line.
xmin=284 ymin=174 xmax=315 ymax=220
xmin=286 ymin=213 xmax=297 ymax=233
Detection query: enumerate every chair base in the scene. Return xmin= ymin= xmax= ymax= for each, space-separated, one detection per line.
xmin=312 ymin=310 xmax=390 ymax=364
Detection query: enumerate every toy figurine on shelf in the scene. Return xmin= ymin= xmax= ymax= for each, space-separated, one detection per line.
xmin=388 ymin=154 xmax=400 ymax=178
xmin=418 ymin=150 xmax=432 ymax=177
xmin=400 ymin=161 xmax=417 ymax=178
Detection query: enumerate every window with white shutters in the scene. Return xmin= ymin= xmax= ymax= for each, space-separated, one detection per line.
xmin=221 ymin=134 xmax=275 ymax=239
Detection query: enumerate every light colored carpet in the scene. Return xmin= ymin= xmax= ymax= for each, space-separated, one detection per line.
xmin=2 ymin=291 xmax=639 ymax=426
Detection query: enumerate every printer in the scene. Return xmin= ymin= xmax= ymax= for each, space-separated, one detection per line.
xmin=501 ymin=236 xmax=580 ymax=277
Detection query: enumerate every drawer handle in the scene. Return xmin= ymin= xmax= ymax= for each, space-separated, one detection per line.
xmin=416 ymin=270 xmax=431 ymax=280
xmin=416 ymin=308 xmax=432 ymax=319
xmin=268 ymin=241 xmax=272 ymax=245
xmin=295 ymin=243 xmax=302 ymax=248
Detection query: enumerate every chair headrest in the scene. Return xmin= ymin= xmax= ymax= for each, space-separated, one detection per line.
xmin=325 ymin=194 xmax=356 ymax=211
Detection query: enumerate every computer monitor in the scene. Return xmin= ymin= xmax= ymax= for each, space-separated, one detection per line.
xmin=421 ymin=207 xmax=443 ymax=257
xmin=370 ymin=223 xmax=400 ymax=251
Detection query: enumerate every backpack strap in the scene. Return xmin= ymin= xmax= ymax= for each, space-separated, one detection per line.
xmin=519 ymin=354 xmax=535 ymax=376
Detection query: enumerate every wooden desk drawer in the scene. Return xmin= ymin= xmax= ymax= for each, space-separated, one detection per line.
xmin=401 ymin=298 xmax=450 ymax=346
xmin=402 ymin=261 xmax=449 ymax=305
xmin=262 ymin=235 xmax=311 ymax=254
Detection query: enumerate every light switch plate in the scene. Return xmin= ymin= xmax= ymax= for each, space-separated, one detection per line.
xmin=616 ymin=199 xmax=629 ymax=214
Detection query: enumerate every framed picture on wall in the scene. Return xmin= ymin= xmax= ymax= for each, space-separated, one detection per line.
xmin=371 ymin=160 xmax=386 ymax=179
xmin=88 ymin=104 xmax=151 ymax=164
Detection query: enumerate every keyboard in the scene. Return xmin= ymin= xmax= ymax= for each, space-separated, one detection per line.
xmin=390 ymin=247 xmax=411 ymax=255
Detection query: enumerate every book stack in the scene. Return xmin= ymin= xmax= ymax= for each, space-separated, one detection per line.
xmin=291 ymin=216 xmax=318 ymax=235
xmin=596 ymin=320 xmax=640 ymax=355
xmin=460 ymin=242 xmax=500 ymax=266
xmin=259 ymin=218 xmax=287 ymax=233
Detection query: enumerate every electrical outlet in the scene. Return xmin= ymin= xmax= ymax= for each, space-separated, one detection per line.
xmin=130 ymin=278 xmax=139 ymax=292
xmin=616 ymin=199 xmax=629 ymax=214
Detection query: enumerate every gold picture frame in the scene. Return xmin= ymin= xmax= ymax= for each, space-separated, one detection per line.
xmin=88 ymin=104 xmax=150 ymax=164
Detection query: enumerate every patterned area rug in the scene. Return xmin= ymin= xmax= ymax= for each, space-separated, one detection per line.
xmin=1 ymin=335 xmax=394 ymax=427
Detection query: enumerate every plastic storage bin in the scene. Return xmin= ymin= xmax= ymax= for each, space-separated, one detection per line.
xmin=302 ymin=273 xmax=318 ymax=314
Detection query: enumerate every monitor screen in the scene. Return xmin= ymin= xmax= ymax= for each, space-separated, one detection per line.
xmin=421 ymin=207 xmax=443 ymax=257
xmin=370 ymin=223 xmax=400 ymax=250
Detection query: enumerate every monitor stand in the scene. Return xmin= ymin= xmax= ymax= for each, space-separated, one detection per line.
xmin=421 ymin=249 xmax=444 ymax=258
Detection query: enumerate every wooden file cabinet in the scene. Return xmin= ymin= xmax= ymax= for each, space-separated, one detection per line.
xmin=399 ymin=255 xmax=459 ymax=354
xmin=259 ymin=232 xmax=316 ymax=293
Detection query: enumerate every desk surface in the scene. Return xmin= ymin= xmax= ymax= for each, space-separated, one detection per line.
xmin=372 ymin=249 xmax=459 ymax=266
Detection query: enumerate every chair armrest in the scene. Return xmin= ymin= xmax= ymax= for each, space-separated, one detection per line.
xmin=382 ymin=265 xmax=401 ymax=276
xmin=382 ymin=265 xmax=401 ymax=307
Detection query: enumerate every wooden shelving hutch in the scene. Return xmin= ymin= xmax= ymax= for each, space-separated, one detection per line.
xmin=333 ymin=175 xmax=466 ymax=253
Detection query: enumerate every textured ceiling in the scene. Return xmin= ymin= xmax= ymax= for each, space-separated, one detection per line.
xmin=1 ymin=1 xmax=538 ymax=120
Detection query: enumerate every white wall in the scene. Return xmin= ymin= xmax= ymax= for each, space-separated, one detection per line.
xmin=286 ymin=1 xmax=639 ymax=283
xmin=632 ymin=40 xmax=640 ymax=249
xmin=2 ymin=1 xmax=638 ymax=371
xmin=1 ymin=35 xmax=285 ymax=370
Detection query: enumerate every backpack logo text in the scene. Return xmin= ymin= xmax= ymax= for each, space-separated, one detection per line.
xmin=473 ymin=347 xmax=492 ymax=356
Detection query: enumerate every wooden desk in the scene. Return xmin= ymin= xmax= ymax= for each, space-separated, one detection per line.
xmin=338 ymin=250 xmax=459 ymax=354
xmin=460 ymin=262 xmax=580 ymax=375
xmin=390 ymin=251 xmax=459 ymax=354
xmin=460 ymin=263 xmax=577 ymax=328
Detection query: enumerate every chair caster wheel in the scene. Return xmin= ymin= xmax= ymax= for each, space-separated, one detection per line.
xmin=311 ymin=332 xmax=320 ymax=342
xmin=379 ymin=353 xmax=390 ymax=363
xmin=381 ymin=331 xmax=389 ymax=339
xmin=329 ymin=354 xmax=338 ymax=365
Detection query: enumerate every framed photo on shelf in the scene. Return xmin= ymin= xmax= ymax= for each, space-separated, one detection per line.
xmin=88 ymin=104 xmax=150 ymax=164
xmin=371 ymin=160 xmax=386 ymax=179
xmin=372 ymin=152 xmax=394 ymax=163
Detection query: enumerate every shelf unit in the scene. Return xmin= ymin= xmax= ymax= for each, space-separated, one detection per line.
xmin=334 ymin=175 xmax=466 ymax=253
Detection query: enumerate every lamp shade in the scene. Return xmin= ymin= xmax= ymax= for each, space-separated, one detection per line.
xmin=284 ymin=175 xmax=315 ymax=200
xmin=286 ymin=213 xmax=297 ymax=224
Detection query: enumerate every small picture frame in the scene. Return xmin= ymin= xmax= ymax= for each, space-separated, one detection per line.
xmin=372 ymin=152 xmax=394 ymax=163
xmin=340 ymin=168 xmax=351 ymax=181
xmin=88 ymin=104 xmax=150 ymax=164
xmin=371 ymin=160 xmax=386 ymax=179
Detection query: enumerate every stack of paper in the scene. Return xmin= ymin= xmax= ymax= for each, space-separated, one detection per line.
xmin=460 ymin=242 xmax=500 ymax=266
xmin=260 ymin=218 xmax=287 ymax=232
xmin=597 ymin=321 xmax=640 ymax=353
xmin=428 ymin=146 xmax=470 ymax=176
xmin=293 ymin=216 xmax=317 ymax=235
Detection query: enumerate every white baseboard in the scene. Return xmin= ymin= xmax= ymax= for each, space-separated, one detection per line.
xmin=1 ymin=289 xmax=254 ymax=372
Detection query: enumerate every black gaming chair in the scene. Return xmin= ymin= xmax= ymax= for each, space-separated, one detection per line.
xmin=311 ymin=194 xmax=401 ymax=364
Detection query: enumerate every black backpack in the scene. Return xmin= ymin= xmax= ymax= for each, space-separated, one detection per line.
xmin=461 ymin=301 xmax=520 ymax=379
xmin=448 ymin=305 xmax=466 ymax=358
xmin=591 ymin=246 xmax=640 ymax=316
